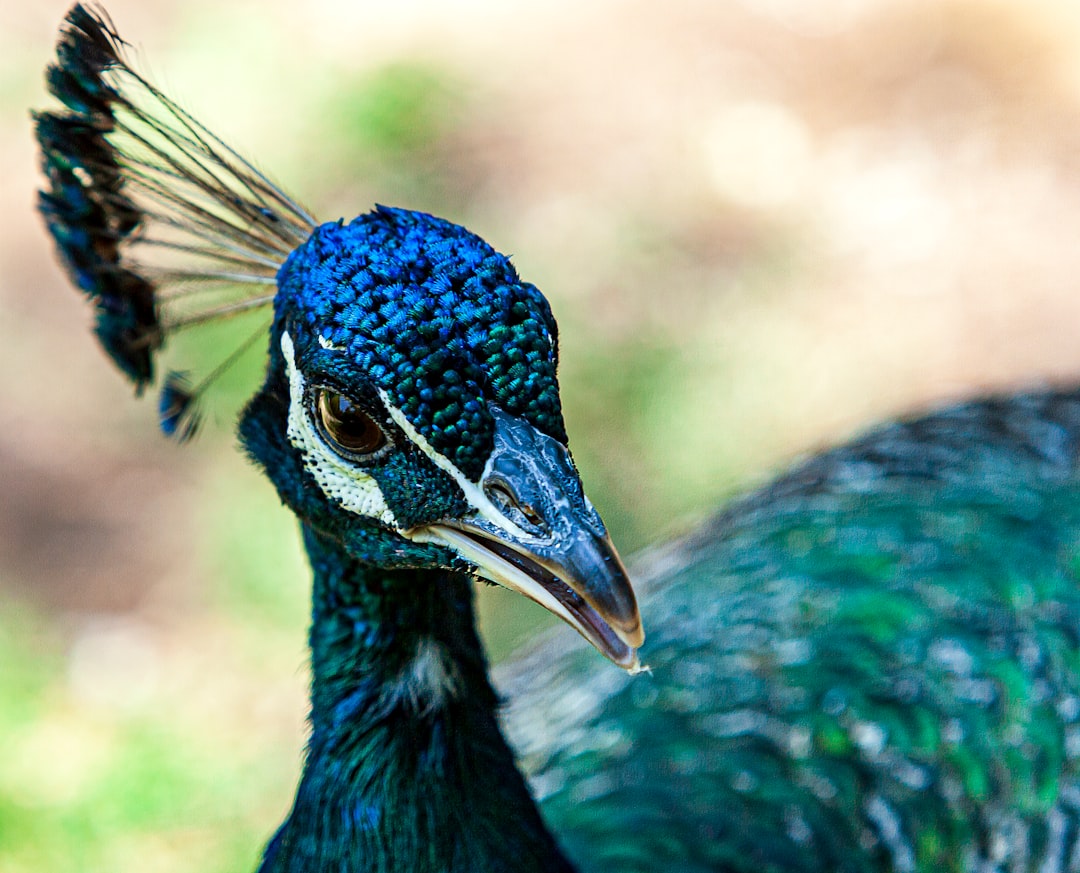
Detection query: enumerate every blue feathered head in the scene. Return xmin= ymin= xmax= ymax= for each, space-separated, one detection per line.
xmin=274 ymin=207 xmax=566 ymax=480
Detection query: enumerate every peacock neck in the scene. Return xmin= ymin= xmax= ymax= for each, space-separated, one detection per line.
xmin=257 ymin=524 xmax=576 ymax=873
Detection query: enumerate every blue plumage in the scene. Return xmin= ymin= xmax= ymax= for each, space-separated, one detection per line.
xmin=276 ymin=208 xmax=565 ymax=478
xmin=158 ymin=372 xmax=200 ymax=441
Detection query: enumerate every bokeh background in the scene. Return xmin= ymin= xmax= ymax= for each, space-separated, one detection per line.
xmin=6 ymin=0 xmax=1080 ymax=870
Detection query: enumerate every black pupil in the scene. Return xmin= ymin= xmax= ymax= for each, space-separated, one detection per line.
xmin=318 ymin=391 xmax=384 ymax=454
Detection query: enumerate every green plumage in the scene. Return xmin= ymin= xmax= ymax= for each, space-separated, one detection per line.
xmin=503 ymin=389 xmax=1080 ymax=872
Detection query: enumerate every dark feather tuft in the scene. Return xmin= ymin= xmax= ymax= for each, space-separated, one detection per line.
xmin=159 ymin=371 xmax=201 ymax=442
xmin=35 ymin=4 xmax=315 ymax=416
xmin=34 ymin=5 xmax=156 ymax=385
xmin=48 ymin=5 xmax=125 ymax=117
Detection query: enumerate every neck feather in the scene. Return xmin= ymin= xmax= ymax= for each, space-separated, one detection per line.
xmin=257 ymin=524 xmax=575 ymax=873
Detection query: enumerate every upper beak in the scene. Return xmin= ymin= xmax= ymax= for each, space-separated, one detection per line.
xmin=407 ymin=407 xmax=644 ymax=671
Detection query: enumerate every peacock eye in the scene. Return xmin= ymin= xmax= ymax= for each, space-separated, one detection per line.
xmin=315 ymin=389 xmax=387 ymax=457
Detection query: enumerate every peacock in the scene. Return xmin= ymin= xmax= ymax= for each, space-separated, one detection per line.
xmin=34 ymin=5 xmax=1080 ymax=872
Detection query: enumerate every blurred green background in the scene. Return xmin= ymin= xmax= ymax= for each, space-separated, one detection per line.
xmin=7 ymin=0 xmax=1080 ymax=870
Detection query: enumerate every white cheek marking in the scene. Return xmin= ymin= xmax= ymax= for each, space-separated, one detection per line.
xmin=376 ymin=389 xmax=535 ymax=542
xmin=281 ymin=332 xmax=397 ymax=527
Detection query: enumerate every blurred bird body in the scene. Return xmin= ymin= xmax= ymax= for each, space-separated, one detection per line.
xmin=34 ymin=6 xmax=1080 ymax=872
xmin=506 ymin=392 xmax=1080 ymax=871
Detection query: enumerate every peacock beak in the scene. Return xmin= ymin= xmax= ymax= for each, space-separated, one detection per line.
xmin=424 ymin=518 xmax=643 ymax=670
xmin=407 ymin=408 xmax=644 ymax=671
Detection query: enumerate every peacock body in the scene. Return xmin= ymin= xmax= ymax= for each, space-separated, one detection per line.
xmin=505 ymin=390 xmax=1080 ymax=871
xmin=34 ymin=6 xmax=1080 ymax=872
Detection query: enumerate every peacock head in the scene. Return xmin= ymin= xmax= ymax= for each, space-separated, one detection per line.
xmin=238 ymin=207 xmax=643 ymax=668
xmin=35 ymin=5 xmax=641 ymax=670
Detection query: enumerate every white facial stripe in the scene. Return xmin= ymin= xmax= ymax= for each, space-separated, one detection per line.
xmin=282 ymin=332 xmax=397 ymax=526
xmin=376 ymin=389 xmax=533 ymax=541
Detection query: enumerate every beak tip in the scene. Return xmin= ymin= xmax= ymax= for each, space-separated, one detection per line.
xmin=623 ymin=620 xmax=645 ymax=650
xmin=616 ymin=647 xmax=649 ymax=675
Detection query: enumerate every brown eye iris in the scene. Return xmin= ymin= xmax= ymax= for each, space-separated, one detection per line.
xmin=316 ymin=390 xmax=387 ymax=456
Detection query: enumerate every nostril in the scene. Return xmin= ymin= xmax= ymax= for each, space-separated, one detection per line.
xmin=485 ymin=480 xmax=545 ymax=532
xmin=485 ymin=481 xmax=513 ymax=508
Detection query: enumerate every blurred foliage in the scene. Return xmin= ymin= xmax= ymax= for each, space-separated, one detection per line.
xmin=0 ymin=602 xmax=271 ymax=873
xmin=197 ymin=462 xmax=310 ymax=629
xmin=329 ymin=64 xmax=456 ymax=160
xmin=312 ymin=61 xmax=473 ymax=216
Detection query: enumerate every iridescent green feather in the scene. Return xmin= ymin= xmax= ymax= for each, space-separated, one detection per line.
xmin=504 ymin=390 xmax=1080 ymax=873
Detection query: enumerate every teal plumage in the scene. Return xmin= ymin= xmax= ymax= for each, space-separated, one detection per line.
xmin=36 ymin=5 xmax=1080 ymax=872
xmin=504 ymin=390 xmax=1080 ymax=871
xmin=258 ymin=529 xmax=574 ymax=872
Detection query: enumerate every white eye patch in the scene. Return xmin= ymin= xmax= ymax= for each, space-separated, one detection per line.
xmin=281 ymin=331 xmax=398 ymax=527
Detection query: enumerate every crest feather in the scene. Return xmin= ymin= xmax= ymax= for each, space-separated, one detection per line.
xmin=35 ymin=4 xmax=315 ymax=435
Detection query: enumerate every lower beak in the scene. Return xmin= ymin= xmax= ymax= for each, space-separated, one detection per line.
xmin=418 ymin=520 xmax=643 ymax=671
